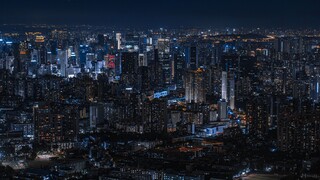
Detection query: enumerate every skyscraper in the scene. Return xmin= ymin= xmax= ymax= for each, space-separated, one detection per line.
xmin=152 ymin=48 xmax=163 ymax=87
xmin=174 ymin=52 xmax=185 ymax=88
xmin=39 ymin=45 xmax=47 ymax=65
xmin=189 ymin=46 xmax=198 ymax=70
xmin=121 ymin=52 xmax=138 ymax=86
xmin=221 ymin=71 xmax=228 ymax=101
xmin=157 ymin=38 xmax=172 ymax=85
xmin=137 ymin=66 xmax=150 ymax=92
xmin=57 ymin=49 xmax=68 ymax=77
xmin=79 ymin=45 xmax=89 ymax=69
xmin=116 ymin=33 xmax=122 ymax=50
xmin=121 ymin=52 xmax=138 ymax=75
xmin=229 ymin=77 xmax=235 ymax=110
xmin=185 ymin=68 xmax=206 ymax=103
xmin=218 ymin=100 xmax=227 ymax=120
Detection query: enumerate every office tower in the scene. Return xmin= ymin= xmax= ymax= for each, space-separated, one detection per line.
xmin=57 ymin=49 xmax=68 ymax=77
xmin=162 ymin=58 xmax=172 ymax=85
xmin=185 ymin=69 xmax=206 ymax=103
xmin=121 ymin=52 xmax=138 ymax=75
xmin=203 ymin=67 xmax=213 ymax=96
xmin=137 ymin=66 xmax=150 ymax=92
xmin=39 ymin=45 xmax=47 ymax=65
xmin=79 ymin=45 xmax=89 ymax=69
xmin=218 ymin=100 xmax=227 ymax=120
xmin=157 ymin=38 xmax=172 ymax=85
xmin=174 ymin=52 xmax=185 ymax=88
xmin=116 ymin=33 xmax=122 ymax=50
xmin=153 ymin=48 xmax=163 ymax=87
xmin=212 ymin=42 xmax=222 ymax=65
xmin=221 ymin=71 xmax=228 ymax=101
xmin=229 ymin=77 xmax=235 ymax=110
xmin=189 ymin=46 xmax=198 ymax=70
xmin=121 ymin=51 xmax=138 ymax=86
xmin=12 ymin=43 xmax=22 ymax=73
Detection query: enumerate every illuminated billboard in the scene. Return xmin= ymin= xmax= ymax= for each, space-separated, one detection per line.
xmin=105 ymin=54 xmax=115 ymax=69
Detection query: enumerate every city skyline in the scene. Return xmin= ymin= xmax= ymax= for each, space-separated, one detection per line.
xmin=1 ymin=0 xmax=320 ymax=179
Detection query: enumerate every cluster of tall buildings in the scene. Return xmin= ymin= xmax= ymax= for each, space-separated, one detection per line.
xmin=1 ymin=25 xmax=320 ymax=178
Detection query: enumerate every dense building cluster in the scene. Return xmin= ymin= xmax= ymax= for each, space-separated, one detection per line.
xmin=0 ymin=25 xmax=320 ymax=179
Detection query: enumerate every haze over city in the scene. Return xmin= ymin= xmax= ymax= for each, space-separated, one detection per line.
xmin=1 ymin=0 xmax=320 ymax=28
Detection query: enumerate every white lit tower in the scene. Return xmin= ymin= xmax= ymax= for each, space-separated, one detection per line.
xmin=221 ymin=71 xmax=228 ymax=101
xmin=116 ymin=33 xmax=121 ymax=50
xmin=229 ymin=73 xmax=235 ymax=110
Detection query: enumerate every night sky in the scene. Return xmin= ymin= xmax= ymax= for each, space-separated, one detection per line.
xmin=0 ymin=0 xmax=319 ymax=28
